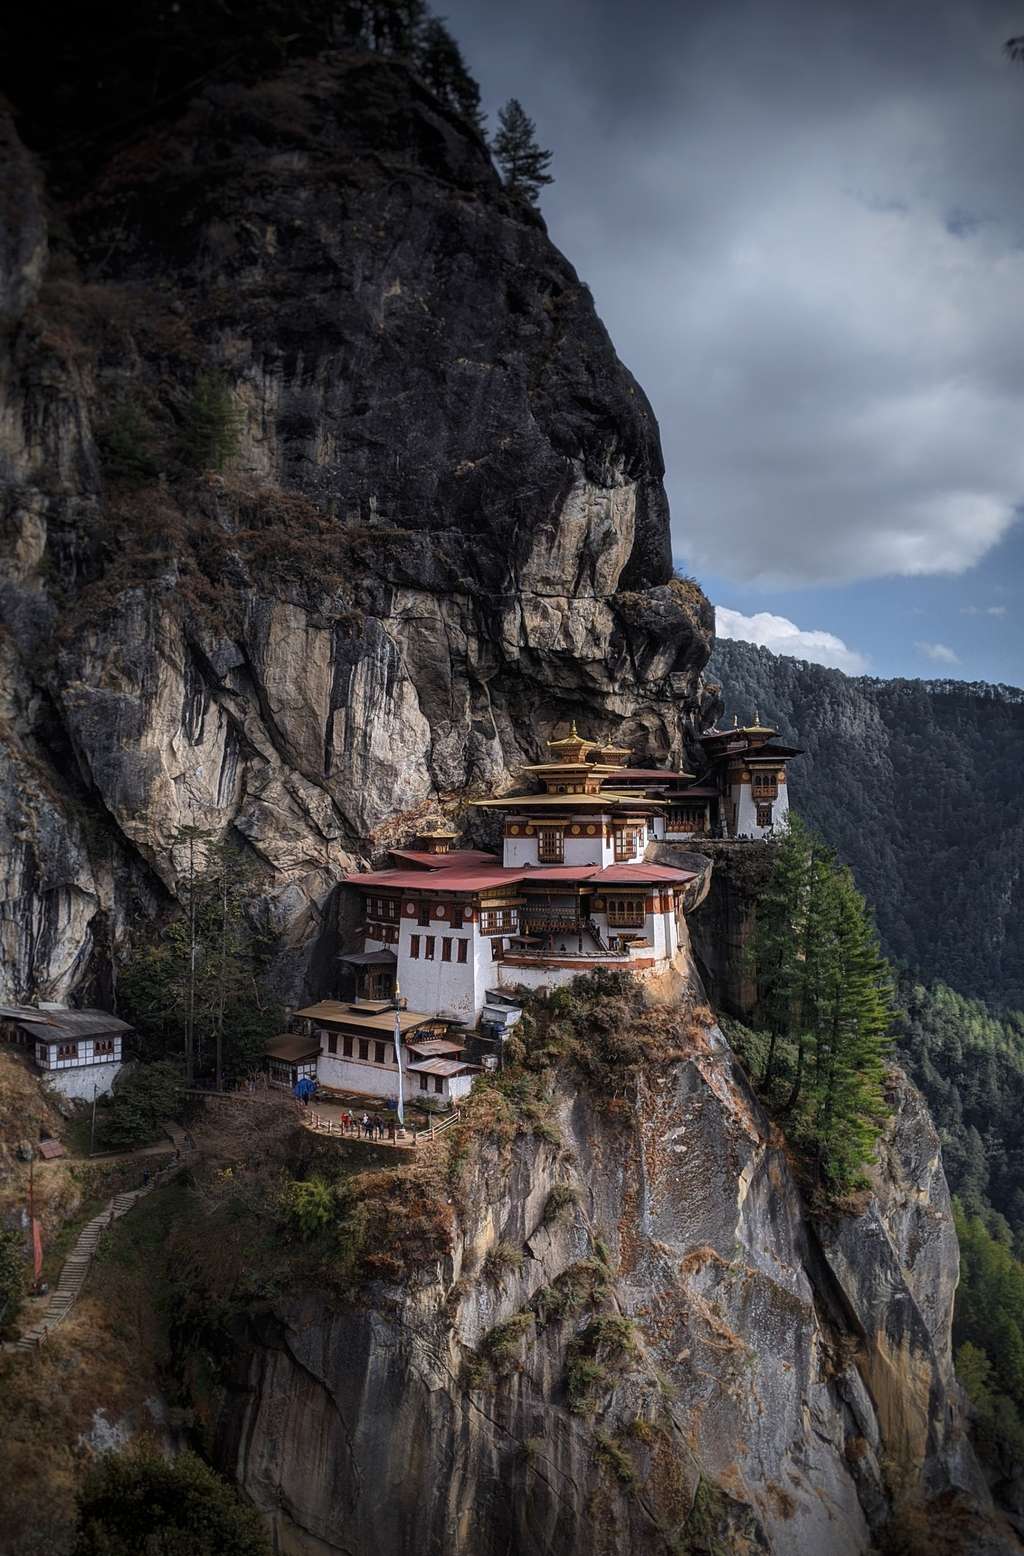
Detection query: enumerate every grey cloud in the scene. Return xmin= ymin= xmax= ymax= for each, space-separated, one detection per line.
xmin=445 ymin=0 xmax=1024 ymax=585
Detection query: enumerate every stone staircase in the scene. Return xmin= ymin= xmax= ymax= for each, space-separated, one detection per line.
xmin=4 ymin=1157 xmax=182 ymax=1355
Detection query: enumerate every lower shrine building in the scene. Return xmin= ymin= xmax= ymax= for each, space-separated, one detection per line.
xmin=0 ymin=1005 xmax=130 ymax=1099
xmin=288 ymin=1000 xmax=480 ymax=1104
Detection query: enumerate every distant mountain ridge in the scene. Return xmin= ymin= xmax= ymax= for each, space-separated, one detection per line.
xmin=709 ymin=637 xmax=1024 ymax=1008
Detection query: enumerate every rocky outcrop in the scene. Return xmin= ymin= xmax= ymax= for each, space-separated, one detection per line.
xmin=709 ymin=637 xmax=1024 ymax=1009
xmin=676 ymin=839 xmax=775 ymax=1018
xmin=212 ymin=1027 xmax=1009 ymax=1556
xmin=0 ymin=57 xmax=715 ymax=1004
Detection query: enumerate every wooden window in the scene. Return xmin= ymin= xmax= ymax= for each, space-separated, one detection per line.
xmin=379 ymin=897 xmax=399 ymax=921
xmin=358 ymin=1039 xmax=369 ymax=1061
xmin=480 ymin=908 xmax=515 ymax=933
xmin=491 ymin=937 xmax=504 ymax=960
xmin=328 ymin=1033 xmax=338 ymax=1055
xmin=417 ymin=902 xmax=431 ymax=927
xmin=442 ymin=937 xmax=452 ymax=962
xmin=419 ymin=1073 xmax=429 ymax=1092
xmin=538 ymin=828 xmax=564 ymax=863
xmin=425 ymin=936 xmax=435 ymax=960
xmin=343 ymin=1035 xmax=353 ymax=1057
xmin=57 ymin=1042 xmax=78 ymax=1061
xmin=756 ymin=802 xmax=773 ymax=828
xmin=375 ymin=1041 xmax=386 ymax=1064
xmin=94 ymin=1037 xmax=114 ymax=1056
xmin=751 ymin=771 xmax=777 ymax=794
xmin=410 ymin=934 xmax=420 ymax=959
xmin=668 ymin=806 xmax=705 ymax=832
xmin=613 ymin=828 xmax=639 ymax=862
xmin=606 ymin=896 xmax=646 ymax=928
xmin=433 ymin=1076 xmax=444 ymax=1094
xmin=457 ymin=939 xmax=468 ymax=964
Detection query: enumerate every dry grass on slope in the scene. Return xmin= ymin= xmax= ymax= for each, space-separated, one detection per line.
xmin=0 ymin=1177 xmax=188 ymax=1556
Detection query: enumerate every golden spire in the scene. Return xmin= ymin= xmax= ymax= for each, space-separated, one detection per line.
xmin=732 ymin=713 xmax=738 ymax=728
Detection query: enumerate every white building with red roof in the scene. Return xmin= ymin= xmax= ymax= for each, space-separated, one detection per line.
xmin=341 ymin=725 xmax=700 ymax=1024
xmin=276 ymin=720 xmax=800 ymax=1105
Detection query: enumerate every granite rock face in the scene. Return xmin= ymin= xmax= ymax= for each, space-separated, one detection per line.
xmin=214 ymin=1026 xmax=1006 ymax=1556
xmin=0 ymin=57 xmax=715 ymax=1003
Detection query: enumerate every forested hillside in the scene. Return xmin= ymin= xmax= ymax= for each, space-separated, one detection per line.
xmin=895 ymin=979 xmax=1024 ymax=1467
xmin=709 ymin=638 xmax=1024 ymax=1006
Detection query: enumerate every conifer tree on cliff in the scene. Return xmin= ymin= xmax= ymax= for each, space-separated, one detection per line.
xmin=492 ymin=98 xmax=554 ymax=205
xmin=751 ymin=815 xmax=891 ymax=1192
xmin=415 ymin=17 xmax=484 ymax=130
xmin=339 ymin=0 xmax=426 ymax=55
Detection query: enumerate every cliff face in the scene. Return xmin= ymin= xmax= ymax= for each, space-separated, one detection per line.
xmin=709 ymin=639 xmax=1024 ymax=1009
xmin=0 ymin=54 xmax=715 ymax=1005
xmin=211 ymin=1021 xmax=1003 ymax=1556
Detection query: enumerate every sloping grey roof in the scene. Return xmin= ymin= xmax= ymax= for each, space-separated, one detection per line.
xmin=0 ymin=1006 xmax=132 ymax=1040
xmin=337 ymin=950 xmax=398 ymax=966
xmin=405 ymin=1057 xmax=477 ymax=1077
xmin=266 ymin=1034 xmax=321 ymax=1063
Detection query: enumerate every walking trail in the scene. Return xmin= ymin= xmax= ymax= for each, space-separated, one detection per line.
xmin=3 ymin=1123 xmax=192 ymax=1355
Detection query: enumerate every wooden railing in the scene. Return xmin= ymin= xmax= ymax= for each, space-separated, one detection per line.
xmin=305 ymin=1108 xmax=462 ymax=1145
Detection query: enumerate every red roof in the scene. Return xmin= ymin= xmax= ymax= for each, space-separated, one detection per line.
xmin=346 ymin=860 xmax=697 ymax=893
xmin=345 ymin=864 xmax=522 ymax=892
xmin=591 ymin=863 xmax=696 ymax=885
xmin=387 ymin=849 xmax=497 ymax=870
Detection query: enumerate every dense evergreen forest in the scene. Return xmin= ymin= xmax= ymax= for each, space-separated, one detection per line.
xmin=884 ymin=968 xmax=1024 ymax=1458
xmin=710 ymin=638 xmax=1024 ymax=1007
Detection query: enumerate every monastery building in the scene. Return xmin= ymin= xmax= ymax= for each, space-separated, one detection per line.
xmin=273 ymin=718 xmax=800 ymax=1108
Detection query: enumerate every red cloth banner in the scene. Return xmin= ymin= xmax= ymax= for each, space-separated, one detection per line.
xmin=32 ymin=1217 xmax=43 ymax=1282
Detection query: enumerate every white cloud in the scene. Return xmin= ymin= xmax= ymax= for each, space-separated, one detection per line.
xmin=960 ymin=604 xmax=1008 ymax=616
xmin=716 ymin=606 xmax=869 ymax=673
xmin=915 ymin=640 xmax=961 ymax=664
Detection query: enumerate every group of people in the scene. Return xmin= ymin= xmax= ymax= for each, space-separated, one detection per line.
xmin=338 ymin=1110 xmax=398 ymax=1141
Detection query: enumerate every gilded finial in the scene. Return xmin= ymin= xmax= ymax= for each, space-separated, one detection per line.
xmin=732 ymin=713 xmax=738 ymax=728
xmin=570 ymin=719 xmax=579 ymax=738
xmin=754 ymin=708 xmax=760 ymax=725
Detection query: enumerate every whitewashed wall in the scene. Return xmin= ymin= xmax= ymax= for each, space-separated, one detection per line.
xmin=44 ymin=1060 xmax=124 ymax=1101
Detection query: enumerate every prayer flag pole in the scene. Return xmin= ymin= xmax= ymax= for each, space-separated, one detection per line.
xmin=394 ymin=975 xmax=405 ymax=1128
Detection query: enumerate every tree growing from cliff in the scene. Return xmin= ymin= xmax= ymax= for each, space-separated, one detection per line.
xmin=339 ymin=0 xmax=426 ymax=54
xmin=751 ymin=816 xmax=892 ymax=1192
xmin=73 ymin=1446 xmax=271 ymax=1556
xmin=414 ymin=17 xmax=484 ymax=128
xmin=0 ymin=1229 xmax=26 ymax=1334
xmin=180 ymin=371 xmax=244 ymax=473
xmin=119 ymin=834 xmax=280 ymax=1088
xmin=100 ymin=1061 xmax=186 ymax=1151
xmin=492 ymin=99 xmax=553 ymax=205
xmin=954 ymin=1204 xmax=1024 ymax=1460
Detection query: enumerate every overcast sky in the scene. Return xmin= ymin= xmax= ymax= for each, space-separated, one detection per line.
xmin=443 ymin=0 xmax=1024 ymax=684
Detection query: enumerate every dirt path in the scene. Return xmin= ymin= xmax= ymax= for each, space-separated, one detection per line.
xmin=3 ymin=1134 xmax=192 ymax=1356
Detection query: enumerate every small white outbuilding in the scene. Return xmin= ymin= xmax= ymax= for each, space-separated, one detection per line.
xmin=0 ymin=1004 xmax=130 ymax=1100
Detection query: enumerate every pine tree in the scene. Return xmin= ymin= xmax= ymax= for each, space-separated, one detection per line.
xmin=118 ymin=833 xmax=280 ymax=1087
xmin=338 ymin=0 xmax=427 ymax=55
xmin=749 ymin=817 xmax=807 ymax=1089
xmin=414 ymin=17 xmax=484 ymax=129
xmin=809 ymin=868 xmax=891 ymax=1190
xmin=751 ymin=816 xmax=892 ymax=1193
xmin=492 ymin=98 xmax=554 ymax=205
